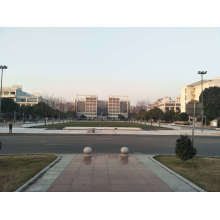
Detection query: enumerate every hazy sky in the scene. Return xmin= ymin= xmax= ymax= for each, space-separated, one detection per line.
xmin=1 ymin=28 xmax=220 ymax=104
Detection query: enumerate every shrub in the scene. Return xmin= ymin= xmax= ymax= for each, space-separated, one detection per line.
xmin=175 ymin=135 xmax=197 ymax=161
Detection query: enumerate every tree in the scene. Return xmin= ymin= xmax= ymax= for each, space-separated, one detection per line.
xmin=128 ymin=112 xmax=137 ymax=120
xmin=177 ymin=112 xmax=189 ymax=121
xmin=175 ymin=135 xmax=197 ymax=161
xmin=148 ymin=107 xmax=164 ymax=121
xmin=136 ymin=109 xmax=147 ymax=120
xmin=19 ymin=105 xmax=34 ymax=120
xmin=80 ymin=114 xmax=87 ymax=120
xmin=162 ymin=110 xmax=176 ymax=122
xmin=118 ymin=114 xmax=125 ymax=120
xmin=2 ymin=98 xmax=19 ymax=113
xmin=136 ymin=100 xmax=148 ymax=111
xmin=31 ymin=102 xmax=61 ymax=119
xmin=200 ymin=87 xmax=220 ymax=121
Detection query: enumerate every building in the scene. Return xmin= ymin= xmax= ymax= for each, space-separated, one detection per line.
xmin=210 ymin=118 xmax=220 ymax=128
xmin=75 ymin=95 xmax=129 ymax=120
xmin=151 ymin=96 xmax=181 ymax=112
xmin=185 ymin=101 xmax=202 ymax=117
xmin=180 ymin=78 xmax=220 ymax=112
xmin=2 ymin=85 xmax=39 ymax=106
xmin=108 ymin=96 xmax=120 ymax=119
xmin=108 ymin=96 xmax=129 ymax=119
xmin=75 ymin=95 xmax=97 ymax=119
xmin=65 ymin=102 xmax=75 ymax=113
xmin=97 ymin=100 xmax=108 ymax=116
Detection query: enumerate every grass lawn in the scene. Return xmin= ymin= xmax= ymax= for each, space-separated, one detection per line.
xmin=155 ymin=155 xmax=220 ymax=192
xmin=32 ymin=121 xmax=171 ymax=130
xmin=0 ymin=154 xmax=57 ymax=192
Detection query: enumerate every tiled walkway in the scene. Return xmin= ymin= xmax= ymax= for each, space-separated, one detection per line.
xmin=47 ymin=154 xmax=172 ymax=192
xmin=25 ymin=153 xmax=199 ymax=192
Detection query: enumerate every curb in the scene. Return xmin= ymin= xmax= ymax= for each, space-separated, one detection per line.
xmin=15 ymin=155 xmax=62 ymax=192
xmin=0 ymin=133 xmax=219 ymax=137
xmin=149 ymin=155 xmax=206 ymax=192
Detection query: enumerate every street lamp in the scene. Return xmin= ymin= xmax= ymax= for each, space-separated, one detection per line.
xmin=0 ymin=65 xmax=8 ymax=114
xmin=192 ymin=100 xmax=196 ymax=147
xmin=197 ymin=71 xmax=207 ymax=132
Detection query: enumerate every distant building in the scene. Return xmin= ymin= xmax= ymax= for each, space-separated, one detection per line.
xmin=210 ymin=118 xmax=220 ymax=128
xmin=2 ymin=85 xmax=39 ymax=106
xmin=65 ymin=102 xmax=75 ymax=112
xmin=75 ymin=95 xmax=129 ymax=120
xmin=108 ymin=96 xmax=120 ymax=119
xmin=150 ymin=96 xmax=181 ymax=112
xmin=108 ymin=96 xmax=129 ymax=119
xmin=180 ymin=78 xmax=220 ymax=112
xmin=185 ymin=101 xmax=202 ymax=117
xmin=75 ymin=95 xmax=97 ymax=119
xmin=97 ymin=100 xmax=108 ymax=116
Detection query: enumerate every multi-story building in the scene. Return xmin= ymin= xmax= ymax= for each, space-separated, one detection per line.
xmin=75 ymin=95 xmax=97 ymax=119
xmin=108 ymin=96 xmax=120 ymax=119
xmin=75 ymin=95 xmax=129 ymax=120
xmin=97 ymin=100 xmax=108 ymax=116
xmin=108 ymin=96 xmax=129 ymax=119
xmin=180 ymin=78 xmax=220 ymax=112
xmin=151 ymin=96 xmax=181 ymax=112
xmin=65 ymin=102 xmax=75 ymax=113
xmin=2 ymin=85 xmax=39 ymax=106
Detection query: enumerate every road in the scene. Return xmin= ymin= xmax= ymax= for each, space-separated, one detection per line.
xmin=0 ymin=134 xmax=220 ymax=156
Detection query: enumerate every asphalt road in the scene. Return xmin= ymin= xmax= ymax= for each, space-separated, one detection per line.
xmin=0 ymin=134 xmax=220 ymax=156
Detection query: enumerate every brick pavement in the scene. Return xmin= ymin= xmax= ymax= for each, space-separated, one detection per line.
xmin=47 ymin=154 xmax=172 ymax=192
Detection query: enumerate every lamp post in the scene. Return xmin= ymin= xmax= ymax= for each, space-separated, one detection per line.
xmin=0 ymin=65 xmax=8 ymax=114
xmin=197 ymin=71 xmax=207 ymax=132
xmin=192 ymin=100 xmax=196 ymax=147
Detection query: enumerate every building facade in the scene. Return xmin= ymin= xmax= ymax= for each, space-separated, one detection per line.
xmin=180 ymin=78 xmax=220 ymax=112
xmin=108 ymin=96 xmax=129 ymax=119
xmin=2 ymin=85 xmax=39 ymax=106
xmin=97 ymin=100 xmax=108 ymax=116
xmin=75 ymin=95 xmax=129 ymax=120
xmin=75 ymin=95 xmax=98 ymax=119
xmin=150 ymin=96 xmax=181 ymax=113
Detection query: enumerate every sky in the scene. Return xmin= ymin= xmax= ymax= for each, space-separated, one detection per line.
xmin=0 ymin=28 xmax=220 ymax=105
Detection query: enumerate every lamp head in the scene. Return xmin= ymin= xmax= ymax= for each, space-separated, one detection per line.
xmin=0 ymin=65 xmax=8 ymax=70
xmin=198 ymin=71 xmax=207 ymax=75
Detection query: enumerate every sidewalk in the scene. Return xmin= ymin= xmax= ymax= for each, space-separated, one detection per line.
xmin=25 ymin=153 xmax=200 ymax=192
xmin=0 ymin=127 xmax=219 ymax=136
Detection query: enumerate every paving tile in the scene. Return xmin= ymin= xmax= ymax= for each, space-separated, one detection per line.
xmin=91 ymin=184 xmax=112 ymax=192
xmin=48 ymin=184 xmax=71 ymax=192
xmin=60 ymin=170 xmax=79 ymax=176
xmin=111 ymin=184 xmax=156 ymax=192
xmin=73 ymin=178 xmax=92 ymax=185
xmin=93 ymin=171 xmax=108 ymax=177
xmin=52 ymin=176 xmax=74 ymax=185
xmin=92 ymin=178 xmax=110 ymax=185
xmin=70 ymin=184 xmax=92 ymax=192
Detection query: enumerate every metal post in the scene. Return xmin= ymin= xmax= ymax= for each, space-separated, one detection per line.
xmin=0 ymin=66 xmax=8 ymax=116
xmin=0 ymin=68 xmax=3 ymax=114
xmin=192 ymin=100 xmax=196 ymax=147
xmin=198 ymin=71 xmax=207 ymax=133
xmin=201 ymin=74 xmax=204 ymax=132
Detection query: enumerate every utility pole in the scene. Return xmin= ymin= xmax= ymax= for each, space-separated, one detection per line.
xmin=192 ymin=100 xmax=196 ymax=147
xmin=198 ymin=71 xmax=207 ymax=132
xmin=0 ymin=65 xmax=8 ymax=114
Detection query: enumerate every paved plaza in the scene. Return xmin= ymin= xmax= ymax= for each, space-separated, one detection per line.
xmin=0 ymin=120 xmax=219 ymax=136
xmin=25 ymin=154 xmax=199 ymax=192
